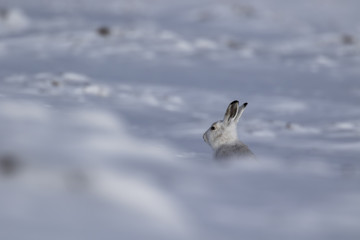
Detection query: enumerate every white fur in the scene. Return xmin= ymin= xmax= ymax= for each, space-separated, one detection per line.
xmin=203 ymin=100 xmax=255 ymax=160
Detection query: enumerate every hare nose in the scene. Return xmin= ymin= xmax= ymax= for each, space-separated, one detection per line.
xmin=203 ymin=133 xmax=207 ymax=142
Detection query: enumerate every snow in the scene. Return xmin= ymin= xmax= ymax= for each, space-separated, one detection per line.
xmin=0 ymin=0 xmax=360 ymax=239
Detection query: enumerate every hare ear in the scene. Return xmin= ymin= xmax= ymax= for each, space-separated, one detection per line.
xmin=234 ymin=102 xmax=248 ymax=122
xmin=224 ymin=100 xmax=239 ymax=123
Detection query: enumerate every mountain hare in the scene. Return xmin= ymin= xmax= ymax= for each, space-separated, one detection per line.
xmin=203 ymin=100 xmax=255 ymax=160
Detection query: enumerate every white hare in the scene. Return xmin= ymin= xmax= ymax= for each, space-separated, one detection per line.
xmin=203 ymin=100 xmax=255 ymax=160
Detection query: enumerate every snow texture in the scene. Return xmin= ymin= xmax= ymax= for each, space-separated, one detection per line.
xmin=0 ymin=0 xmax=360 ymax=240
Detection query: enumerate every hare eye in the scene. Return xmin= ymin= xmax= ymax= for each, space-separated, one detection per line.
xmin=210 ymin=126 xmax=216 ymax=130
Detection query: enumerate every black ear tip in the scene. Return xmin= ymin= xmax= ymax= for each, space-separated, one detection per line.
xmin=230 ymin=100 xmax=239 ymax=105
xmin=243 ymin=102 xmax=248 ymax=107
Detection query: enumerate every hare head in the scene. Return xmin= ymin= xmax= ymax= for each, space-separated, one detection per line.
xmin=203 ymin=100 xmax=248 ymax=151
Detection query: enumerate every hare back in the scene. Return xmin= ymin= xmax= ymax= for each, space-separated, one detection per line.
xmin=215 ymin=141 xmax=255 ymax=160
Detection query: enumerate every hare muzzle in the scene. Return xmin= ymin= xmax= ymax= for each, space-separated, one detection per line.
xmin=203 ymin=133 xmax=207 ymax=143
